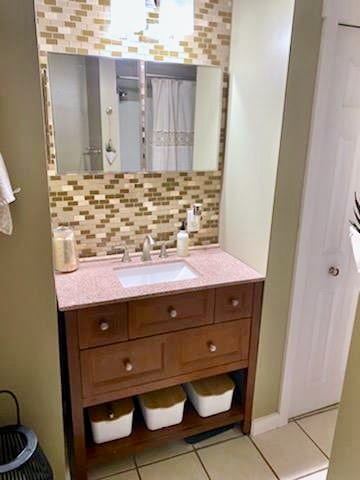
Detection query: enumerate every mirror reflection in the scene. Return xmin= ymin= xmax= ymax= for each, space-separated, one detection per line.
xmin=47 ymin=53 xmax=222 ymax=174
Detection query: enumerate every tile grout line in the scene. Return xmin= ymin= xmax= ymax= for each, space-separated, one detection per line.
xmin=93 ymin=465 xmax=138 ymax=480
xmin=294 ymin=467 xmax=329 ymax=480
xmin=134 ymin=446 xmax=212 ymax=480
xmin=194 ymin=433 xmax=244 ymax=451
xmin=290 ymin=405 xmax=338 ymax=423
xmin=134 ymin=449 xmax=195 ymax=470
xmin=133 ymin=455 xmax=142 ymax=480
xmin=131 ymin=432 xmax=243 ymax=470
xmin=248 ymin=436 xmax=281 ymax=480
xmin=294 ymin=421 xmax=331 ymax=460
xmin=193 ymin=448 xmax=212 ymax=480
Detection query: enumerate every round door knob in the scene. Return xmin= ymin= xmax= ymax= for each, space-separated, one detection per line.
xmin=99 ymin=321 xmax=110 ymax=331
xmin=231 ymin=299 xmax=240 ymax=308
xmin=329 ymin=266 xmax=340 ymax=277
xmin=169 ymin=308 xmax=177 ymax=319
xmin=124 ymin=360 xmax=133 ymax=372
xmin=208 ymin=342 xmax=217 ymax=353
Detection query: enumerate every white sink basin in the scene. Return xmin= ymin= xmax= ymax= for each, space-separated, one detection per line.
xmin=116 ymin=261 xmax=199 ymax=288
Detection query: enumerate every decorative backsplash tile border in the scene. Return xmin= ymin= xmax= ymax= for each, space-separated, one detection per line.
xmin=35 ymin=0 xmax=232 ymax=257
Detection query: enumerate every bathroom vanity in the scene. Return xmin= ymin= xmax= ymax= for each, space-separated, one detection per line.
xmin=56 ymin=247 xmax=264 ymax=479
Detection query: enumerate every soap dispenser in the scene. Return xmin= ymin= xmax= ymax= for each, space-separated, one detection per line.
xmin=187 ymin=204 xmax=202 ymax=233
xmin=177 ymin=221 xmax=189 ymax=257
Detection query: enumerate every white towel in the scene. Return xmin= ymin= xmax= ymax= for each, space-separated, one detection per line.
xmin=0 ymin=153 xmax=15 ymax=235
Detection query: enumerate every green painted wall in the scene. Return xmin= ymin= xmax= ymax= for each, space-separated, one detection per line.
xmin=253 ymin=0 xmax=323 ymax=418
xmin=253 ymin=0 xmax=323 ymax=417
xmin=0 ymin=1 xmax=67 ymax=478
xmin=220 ymin=0 xmax=295 ymax=277
xmin=220 ymin=0 xmax=323 ymax=418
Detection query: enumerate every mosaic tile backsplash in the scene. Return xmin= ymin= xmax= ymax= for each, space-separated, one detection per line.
xmin=35 ymin=0 xmax=232 ymax=257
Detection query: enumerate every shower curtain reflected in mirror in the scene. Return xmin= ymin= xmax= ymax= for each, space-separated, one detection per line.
xmin=148 ymin=78 xmax=196 ymax=171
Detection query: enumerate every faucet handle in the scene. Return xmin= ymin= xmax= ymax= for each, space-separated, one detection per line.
xmin=121 ymin=246 xmax=132 ymax=263
xmin=113 ymin=244 xmax=132 ymax=263
xmin=159 ymin=242 xmax=169 ymax=259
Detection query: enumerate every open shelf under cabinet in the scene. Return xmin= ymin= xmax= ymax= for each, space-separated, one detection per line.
xmin=86 ymin=399 xmax=244 ymax=465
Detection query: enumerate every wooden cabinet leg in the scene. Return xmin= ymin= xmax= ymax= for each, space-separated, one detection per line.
xmin=243 ymin=282 xmax=264 ymax=434
xmin=65 ymin=311 xmax=88 ymax=479
xmin=69 ymin=402 xmax=87 ymax=480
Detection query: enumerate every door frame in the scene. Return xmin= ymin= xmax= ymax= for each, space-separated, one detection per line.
xmin=278 ymin=0 xmax=360 ymax=427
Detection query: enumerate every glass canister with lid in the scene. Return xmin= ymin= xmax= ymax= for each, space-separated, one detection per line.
xmin=52 ymin=226 xmax=79 ymax=273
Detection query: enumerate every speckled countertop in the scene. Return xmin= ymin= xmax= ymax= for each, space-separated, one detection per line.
xmin=55 ymin=246 xmax=264 ymax=311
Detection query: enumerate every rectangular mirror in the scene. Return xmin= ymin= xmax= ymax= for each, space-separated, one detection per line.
xmin=47 ymin=53 xmax=222 ymax=174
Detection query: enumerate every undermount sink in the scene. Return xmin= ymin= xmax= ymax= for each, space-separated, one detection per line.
xmin=116 ymin=261 xmax=199 ymax=288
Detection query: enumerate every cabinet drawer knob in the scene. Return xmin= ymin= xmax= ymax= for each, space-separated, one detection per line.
xmin=208 ymin=342 xmax=217 ymax=353
xmin=99 ymin=321 xmax=110 ymax=331
xmin=124 ymin=360 xmax=133 ymax=372
xmin=231 ymin=298 xmax=240 ymax=308
xmin=169 ymin=308 xmax=178 ymax=319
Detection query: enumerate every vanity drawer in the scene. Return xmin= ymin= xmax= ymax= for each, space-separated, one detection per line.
xmin=172 ymin=319 xmax=251 ymax=374
xmin=77 ymin=303 xmax=128 ymax=349
xmin=81 ymin=336 xmax=168 ymax=398
xmin=215 ymin=284 xmax=254 ymax=323
xmin=128 ymin=290 xmax=215 ymax=339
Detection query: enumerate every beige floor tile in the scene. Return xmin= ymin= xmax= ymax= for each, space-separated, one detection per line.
xmin=135 ymin=440 xmax=193 ymax=466
xmin=252 ymin=423 xmax=328 ymax=480
xmin=198 ymin=436 xmax=276 ymax=480
xmin=193 ymin=425 xmax=243 ymax=449
xmin=107 ymin=471 xmax=139 ymax=480
xmin=297 ymin=409 xmax=338 ymax=457
xmin=301 ymin=470 xmax=328 ymax=480
xmin=88 ymin=456 xmax=136 ymax=480
xmin=139 ymin=452 xmax=207 ymax=480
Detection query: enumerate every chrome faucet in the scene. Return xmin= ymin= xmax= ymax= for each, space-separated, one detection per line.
xmin=141 ymin=234 xmax=155 ymax=261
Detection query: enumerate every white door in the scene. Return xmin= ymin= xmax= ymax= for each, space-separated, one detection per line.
xmin=288 ymin=25 xmax=360 ymax=418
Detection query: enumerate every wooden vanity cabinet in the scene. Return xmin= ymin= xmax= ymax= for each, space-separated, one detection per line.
xmin=63 ymin=281 xmax=264 ymax=479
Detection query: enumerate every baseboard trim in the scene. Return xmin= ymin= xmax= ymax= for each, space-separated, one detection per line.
xmin=251 ymin=413 xmax=282 ymax=436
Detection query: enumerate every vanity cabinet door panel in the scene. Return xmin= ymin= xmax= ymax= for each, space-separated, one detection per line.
xmin=81 ymin=336 xmax=168 ymax=398
xmin=128 ymin=290 xmax=215 ymax=339
xmin=215 ymin=284 xmax=254 ymax=323
xmin=172 ymin=319 xmax=251 ymax=374
xmin=78 ymin=303 xmax=128 ymax=349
